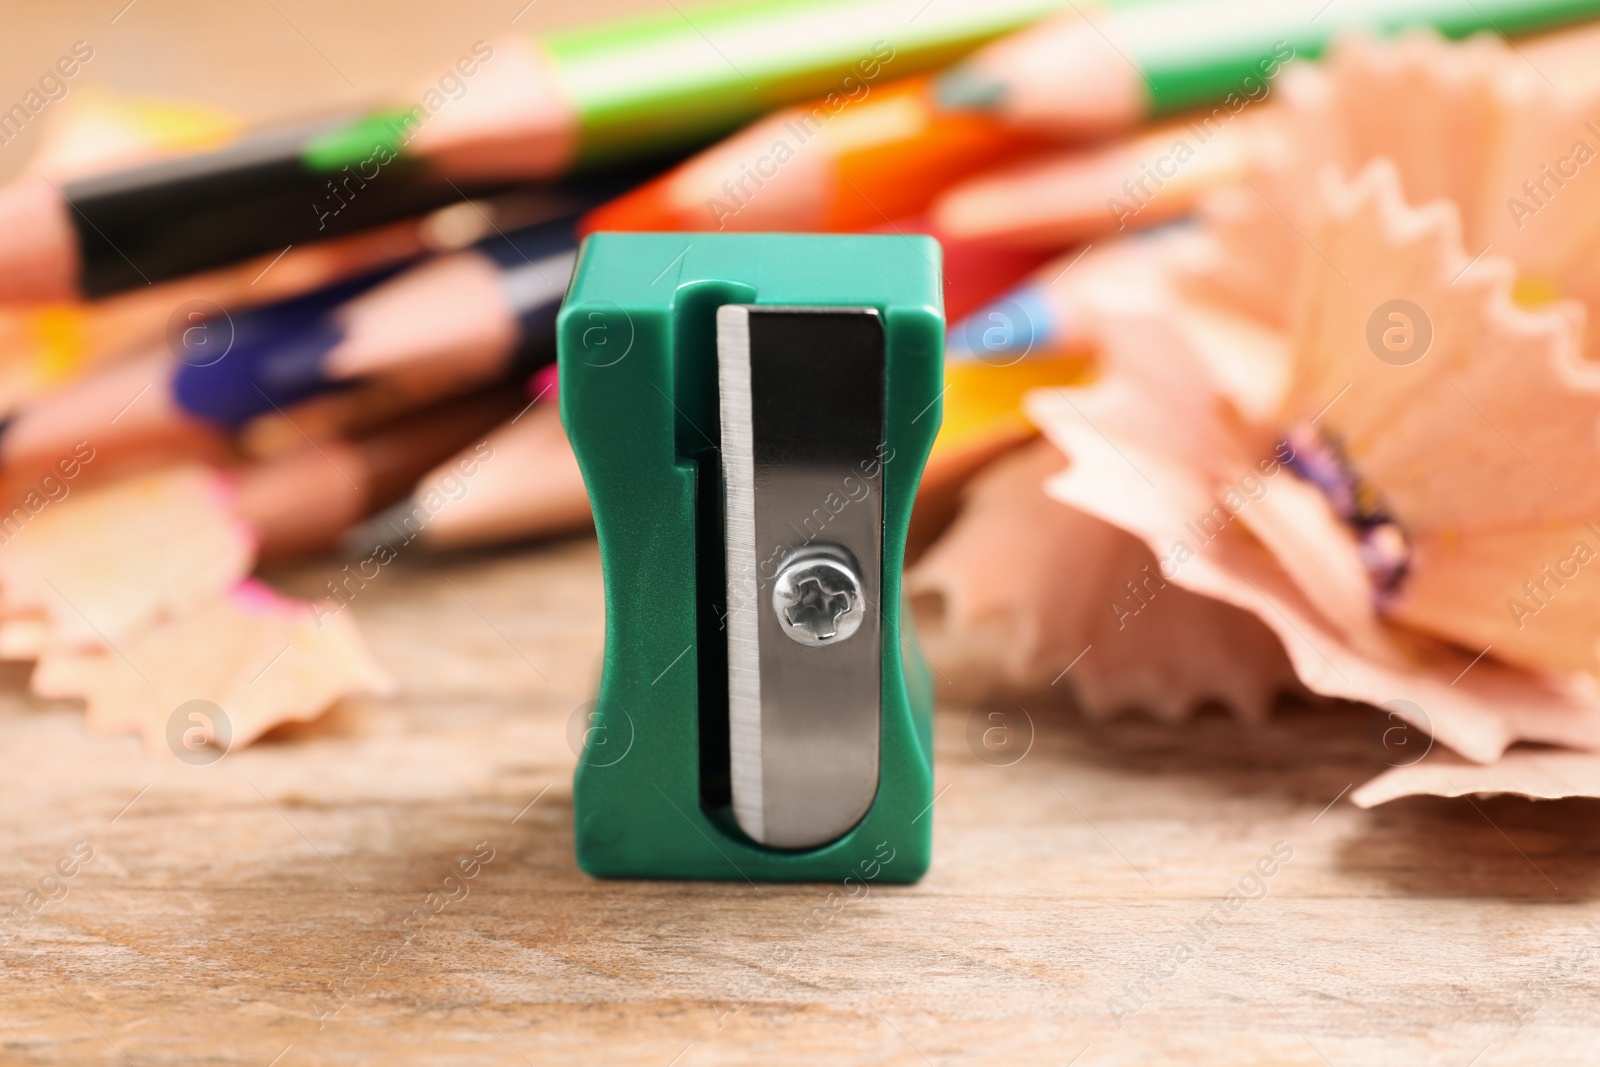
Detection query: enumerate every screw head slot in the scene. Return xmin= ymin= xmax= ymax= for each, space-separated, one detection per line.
xmin=771 ymin=544 xmax=865 ymax=647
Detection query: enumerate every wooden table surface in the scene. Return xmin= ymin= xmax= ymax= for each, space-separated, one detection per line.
xmin=4 ymin=539 xmax=1600 ymax=1066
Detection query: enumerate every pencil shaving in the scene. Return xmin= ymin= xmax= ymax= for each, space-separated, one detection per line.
xmin=1186 ymin=29 xmax=1600 ymax=350
xmin=1038 ymin=164 xmax=1600 ymax=763
xmin=0 ymin=462 xmax=396 ymax=752
xmin=1351 ymin=747 xmax=1600 ymax=807
xmin=33 ymin=579 xmax=395 ymax=751
xmin=945 ymin=31 xmax=1600 ymax=794
xmin=0 ymin=465 xmax=253 ymax=652
xmin=908 ymin=439 xmax=1299 ymax=720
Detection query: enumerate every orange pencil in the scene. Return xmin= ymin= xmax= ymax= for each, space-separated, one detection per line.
xmin=581 ymin=75 xmax=1039 ymax=235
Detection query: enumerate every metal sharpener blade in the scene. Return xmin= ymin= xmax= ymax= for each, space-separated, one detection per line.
xmin=717 ymin=304 xmax=885 ymax=850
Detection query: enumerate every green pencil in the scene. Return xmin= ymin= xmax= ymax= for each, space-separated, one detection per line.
xmin=935 ymin=0 xmax=1600 ymax=137
xmin=0 ymin=0 xmax=1065 ymax=302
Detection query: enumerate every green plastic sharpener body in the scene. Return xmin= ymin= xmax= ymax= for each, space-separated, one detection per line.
xmin=558 ymin=232 xmax=943 ymax=883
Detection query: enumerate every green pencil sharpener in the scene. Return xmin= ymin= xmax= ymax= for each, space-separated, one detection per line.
xmin=557 ymin=233 xmax=942 ymax=883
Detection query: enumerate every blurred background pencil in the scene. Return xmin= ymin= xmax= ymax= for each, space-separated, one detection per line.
xmin=581 ymin=74 xmax=1037 ymax=235
xmin=0 ymin=212 xmax=583 ymax=476
xmin=347 ymin=369 xmax=589 ymax=554
xmin=930 ymin=113 xmax=1262 ymax=249
xmin=0 ymin=0 xmax=1067 ymax=304
xmin=933 ymin=0 xmax=1600 ymax=138
xmin=238 ymin=384 xmax=527 ymax=561
xmin=579 ymin=72 xmax=1070 ymax=317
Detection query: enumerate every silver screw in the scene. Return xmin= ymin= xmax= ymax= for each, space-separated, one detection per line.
xmin=771 ymin=545 xmax=865 ymax=647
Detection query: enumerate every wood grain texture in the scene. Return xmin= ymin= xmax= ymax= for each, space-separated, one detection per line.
xmin=2 ymin=539 xmax=1598 ymax=1065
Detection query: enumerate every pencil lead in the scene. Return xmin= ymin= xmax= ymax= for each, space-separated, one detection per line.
xmin=340 ymin=499 xmax=415 ymax=559
xmin=933 ymin=68 xmax=1008 ymax=111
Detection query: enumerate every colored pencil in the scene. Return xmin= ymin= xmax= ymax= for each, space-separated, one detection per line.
xmin=346 ymin=376 xmax=589 ymax=554
xmin=580 ymin=75 xmax=1037 ymax=235
xmin=931 ymin=114 xmax=1259 ymax=250
xmin=0 ymin=0 xmax=1065 ymax=303
xmin=0 ymin=217 xmax=579 ymax=474
xmin=237 ymin=386 xmax=527 ymax=561
xmin=934 ymin=0 xmax=1600 ymax=138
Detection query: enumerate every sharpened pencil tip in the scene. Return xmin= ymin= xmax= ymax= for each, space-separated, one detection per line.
xmin=339 ymin=497 xmax=420 ymax=559
xmin=934 ymin=67 xmax=1008 ymax=112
